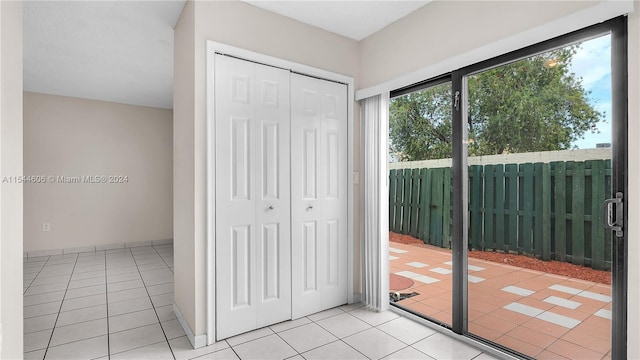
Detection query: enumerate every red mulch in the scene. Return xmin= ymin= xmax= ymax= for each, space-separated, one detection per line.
xmin=389 ymin=232 xmax=611 ymax=285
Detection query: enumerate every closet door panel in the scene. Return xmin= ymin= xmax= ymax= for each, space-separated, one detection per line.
xmin=318 ymin=80 xmax=348 ymax=309
xmin=215 ymin=55 xmax=257 ymax=339
xmin=255 ymin=64 xmax=291 ymax=328
xmin=291 ymin=74 xmax=348 ymax=318
xmin=216 ymin=56 xmax=291 ymax=338
xmin=291 ymin=74 xmax=322 ymax=318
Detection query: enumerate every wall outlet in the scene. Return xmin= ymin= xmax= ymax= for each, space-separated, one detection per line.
xmin=42 ymin=223 xmax=50 ymax=232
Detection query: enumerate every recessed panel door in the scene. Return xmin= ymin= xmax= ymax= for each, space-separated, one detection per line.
xmin=215 ymin=55 xmax=291 ymax=339
xmin=254 ymin=64 xmax=291 ymax=329
xmin=291 ymin=73 xmax=348 ymax=318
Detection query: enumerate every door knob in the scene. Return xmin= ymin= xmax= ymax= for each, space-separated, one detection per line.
xmin=267 ymin=205 xmax=274 ymax=211
xmin=306 ymin=205 xmax=313 ymax=210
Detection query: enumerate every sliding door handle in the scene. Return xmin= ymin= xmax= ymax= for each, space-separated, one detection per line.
xmin=603 ymin=192 xmax=624 ymax=237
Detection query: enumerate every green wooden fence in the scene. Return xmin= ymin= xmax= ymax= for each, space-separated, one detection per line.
xmin=389 ymin=160 xmax=612 ymax=270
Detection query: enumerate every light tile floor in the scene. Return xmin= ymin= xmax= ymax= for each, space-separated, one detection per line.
xmin=24 ymin=244 xmax=499 ymax=360
xmin=389 ymin=242 xmax=613 ymax=359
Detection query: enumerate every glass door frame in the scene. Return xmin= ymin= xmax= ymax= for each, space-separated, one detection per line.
xmin=390 ymin=16 xmax=628 ymax=359
xmin=389 ymin=74 xmax=454 ymax=329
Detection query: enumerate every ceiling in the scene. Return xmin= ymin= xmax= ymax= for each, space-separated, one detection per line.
xmin=243 ymin=1 xmax=430 ymax=41
xmin=23 ymin=0 xmax=186 ymax=109
xmin=23 ymin=1 xmax=429 ymax=110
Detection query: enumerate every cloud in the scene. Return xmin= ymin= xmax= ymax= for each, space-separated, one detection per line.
xmin=568 ymin=35 xmax=612 ymax=149
xmin=570 ymin=35 xmax=611 ymax=90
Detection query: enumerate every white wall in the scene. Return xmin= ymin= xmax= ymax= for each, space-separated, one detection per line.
xmin=23 ymin=92 xmax=173 ymax=253
xmin=173 ymin=0 xmax=197 ymax=343
xmin=0 ymin=0 xmax=23 ymax=357
xmin=358 ymin=1 xmax=599 ymax=89
xmin=173 ymin=0 xmax=360 ymax=341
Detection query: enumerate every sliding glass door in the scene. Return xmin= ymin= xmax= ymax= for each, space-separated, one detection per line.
xmin=465 ymin=34 xmax=615 ymax=359
xmin=388 ymin=17 xmax=627 ymax=359
xmin=388 ymin=79 xmax=453 ymax=328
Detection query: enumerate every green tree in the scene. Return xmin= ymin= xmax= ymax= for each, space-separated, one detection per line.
xmin=389 ymin=46 xmax=603 ymax=161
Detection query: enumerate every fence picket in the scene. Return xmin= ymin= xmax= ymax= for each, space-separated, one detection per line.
xmin=484 ymin=165 xmax=495 ymax=251
xmin=401 ymin=170 xmax=412 ymax=234
xmin=495 ymin=164 xmax=505 ymax=251
xmin=470 ymin=165 xmax=483 ymax=250
xmin=572 ymin=162 xmax=586 ymax=265
xmin=506 ymin=164 xmax=519 ymax=253
xmin=431 ymin=169 xmax=444 ymax=247
xmin=553 ymin=162 xmax=567 ymax=262
xmin=410 ymin=169 xmax=421 ymax=238
xmin=542 ymin=163 xmax=552 ymax=261
xmin=534 ymin=163 xmax=543 ymax=257
xmin=591 ymin=160 xmax=606 ymax=269
xmin=420 ymin=169 xmax=432 ymax=243
xmin=521 ymin=163 xmax=534 ymax=254
xmin=389 ymin=169 xmax=397 ymax=231
xmin=443 ymin=168 xmax=452 ymax=249
xmin=395 ymin=170 xmax=405 ymax=233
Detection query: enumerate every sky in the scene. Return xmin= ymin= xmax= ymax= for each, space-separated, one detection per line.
xmin=569 ymin=34 xmax=612 ymax=149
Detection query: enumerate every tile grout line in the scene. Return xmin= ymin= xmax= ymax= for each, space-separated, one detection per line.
xmin=129 ymin=247 xmax=177 ymax=360
xmin=104 ymin=250 xmax=112 ymax=360
xmin=23 ymin=256 xmax=51 ymax=295
xmin=226 ymin=343 xmax=243 ymax=360
xmin=335 ymin=312 xmax=412 ymax=359
xmin=271 ymin=307 xmax=376 ymax=359
xmin=152 ymin=244 xmax=174 ymax=275
xmin=42 ymin=253 xmax=80 ymax=360
xmin=270 ymin=324 xmax=303 ymax=357
xmin=228 ymin=310 xmax=353 ymax=356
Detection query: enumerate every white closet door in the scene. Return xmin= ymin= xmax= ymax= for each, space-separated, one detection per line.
xmin=291 ymin=73 xmax=348 ymax=318
xmin=215 ymin=55 xmax=291 ymax=339
xmin=254 ymin=63 xmax=291 ymax=329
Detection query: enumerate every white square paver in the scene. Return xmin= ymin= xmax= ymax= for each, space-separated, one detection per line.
xmin=549 ymin=284 xmax=582 ymax=295
xmin=501 ymin=285 xmax=535 ymax=297
xmin=536 ymin=311 xmax=581 ymax=329
xmin=468 ymin=275 xmax=485 ymax=283
xmin=468 ymin=264 xmax=486 ymax=271
xmin=578 ymin=290 xmax=612 ymax=303
xmin=429 ymin=267 xmax=452 ymax=275
xmin=414 ymin=275 xmax=440 ymax=284
xmin=543 ymin=296 xmax=581 ymax=309
xmin=407 ymin=262 xmax=428 ymax=268
xmin=594 ymin=309 xmax=612 ymax=320
xmin=395 ymin=271 xmax=421 ymax=279
xmin=503 ymin=302 xmax=544 ymax=317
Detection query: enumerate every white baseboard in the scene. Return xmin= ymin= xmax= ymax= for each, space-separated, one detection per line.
xmin=24 ymin=239 xmax=173 ymax=258
xmin=173 ymin=304 xmax=207 ymax=349
xmin=352 ymin=293 xmax=362 ymax=303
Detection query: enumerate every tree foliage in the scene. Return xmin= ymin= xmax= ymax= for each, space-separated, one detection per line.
xmin=389 ymin=46 xmax=603 ymax=161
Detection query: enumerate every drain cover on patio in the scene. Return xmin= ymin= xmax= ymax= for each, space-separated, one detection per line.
xmin=390 ymin=273 xmax=414 ymax=291
xmin=389 ymin=291 xmax=419 ymax=302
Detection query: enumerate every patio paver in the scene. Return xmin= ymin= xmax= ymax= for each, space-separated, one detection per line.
xmin=388 ymin=241 xmax=611 ymax=359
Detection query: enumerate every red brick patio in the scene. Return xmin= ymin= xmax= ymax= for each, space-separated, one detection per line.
xmin=389 ymin=242 xmax=612 ymax=359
